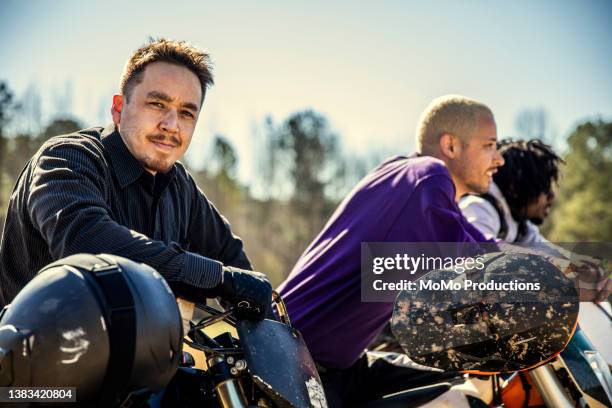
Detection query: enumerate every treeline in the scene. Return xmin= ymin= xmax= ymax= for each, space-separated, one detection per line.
xmin=1 ymin=81 xmax=610 ymax=285
xmin=188 ymin=111 xmax=381 ymax=284
xmin=0 ymin=82 xmax=379 ymax=285
xmin=544 ymin=121 xmax=612 ymax=242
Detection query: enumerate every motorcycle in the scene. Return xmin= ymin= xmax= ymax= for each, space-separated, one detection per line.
xmin=500 ymin=323 xmax=612 ymax=408
xmin=385 ymin=252 xmax=612 ymax=408
xmin=1 ymin=252 xmax=608 ymax=407
xmin=373 ymin=322 xmax=612 ymax=407
xmin=157 ymin=253 xmax=612 ymax=408
xmin=151 ymin=292 xmax=328 ymax=408
xmin=0 ymin=253 xmax=329 ymax=408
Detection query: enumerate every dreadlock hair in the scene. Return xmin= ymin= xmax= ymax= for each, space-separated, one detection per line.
xmin=494 ymin=139 xmax=564 ymax=220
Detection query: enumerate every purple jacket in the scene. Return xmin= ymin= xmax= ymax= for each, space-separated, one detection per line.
xmin=277 ymin=155 xmax=490 ymax=369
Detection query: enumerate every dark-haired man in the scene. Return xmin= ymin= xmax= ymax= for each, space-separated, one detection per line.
xmin=460 ymin=139 xmax=610 ymax=302
xmin=460 ymin=139 xmax=562 ymax=244
xmin=0 ymin=39 xmax=271 ymax=319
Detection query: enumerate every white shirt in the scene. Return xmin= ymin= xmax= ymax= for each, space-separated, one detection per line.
xmin=459 ymin=183 xmax=571 ymax=260
xmin=459 ymin=182 xmax=546 ymax=244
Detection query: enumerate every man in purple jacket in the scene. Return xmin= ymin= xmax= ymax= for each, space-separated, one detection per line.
xmin=278 ymin=95 xmax=504 ymax=406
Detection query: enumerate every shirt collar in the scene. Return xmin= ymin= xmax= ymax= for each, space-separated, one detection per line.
xmin=100 ymin=124 xmax=177 ymax=189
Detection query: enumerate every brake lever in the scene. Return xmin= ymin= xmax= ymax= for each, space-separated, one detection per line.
xmin=188 ymin=321 xmax=222 ymax=348
xmin=272 ymin=291 xmax=292 ymax=327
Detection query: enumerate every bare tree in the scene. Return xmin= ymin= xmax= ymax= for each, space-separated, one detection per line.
xmin=52 ymin=81 xmax=74 ymax=119
xmin=208 ymin=135 xmax=238 ymax=179
xmin=19 ymin=84 xmax=43 ymax=136
xmin=514 ymin=107 xmax=557 ymax=145
xmin=0 ymin=82 xmax=20 ymax=214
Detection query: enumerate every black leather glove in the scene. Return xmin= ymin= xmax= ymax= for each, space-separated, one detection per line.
xmin=169 ymin=266 xmax=272 ymax=321
xmin=217 ymin=266 xmax=272 ymax=321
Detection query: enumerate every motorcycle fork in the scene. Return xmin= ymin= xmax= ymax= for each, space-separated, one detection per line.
xmin=207 ymin=355 xmax=249 ymax=408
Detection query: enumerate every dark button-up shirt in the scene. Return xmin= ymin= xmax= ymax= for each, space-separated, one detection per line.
xmin=0 ymin=124 xmax=251 ymax=307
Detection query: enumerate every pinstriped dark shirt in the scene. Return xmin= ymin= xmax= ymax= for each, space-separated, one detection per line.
xmin=0 ymin=124 xmax=251 ymax=307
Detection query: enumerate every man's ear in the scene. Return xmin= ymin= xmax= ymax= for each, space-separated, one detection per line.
xmin=111 ymin=95 xmax=124 ymax=125
xmin=439 ymin=133 xmax=459 ymax=159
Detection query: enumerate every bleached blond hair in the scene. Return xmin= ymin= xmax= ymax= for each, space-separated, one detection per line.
xmin=416 ymin=95 xmax=494 ymax=154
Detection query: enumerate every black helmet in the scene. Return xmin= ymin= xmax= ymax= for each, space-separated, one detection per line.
xmin=391 ymin=252 xmax=579 ymax=374
xmin=0 ymin=254 xmax=182 ymax=405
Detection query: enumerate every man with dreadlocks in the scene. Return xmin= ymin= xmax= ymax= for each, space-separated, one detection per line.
xmin=460 ymin=139 xmax=610 ymax=303
xmin=459 ymin=139 xmax=563 ymax=244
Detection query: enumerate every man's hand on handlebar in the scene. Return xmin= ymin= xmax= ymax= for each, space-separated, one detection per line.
xmin=554 ymin=257 xmax=611 ymax=303
xmin=217 ymin=266 xmax=273 ymax=321
xmin=169 ymin=266 xmax=273 ymax=321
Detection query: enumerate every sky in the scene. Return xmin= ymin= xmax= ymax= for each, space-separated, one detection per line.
xmin=1 ymin=0 xmax=611 ymax=185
